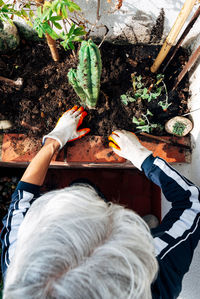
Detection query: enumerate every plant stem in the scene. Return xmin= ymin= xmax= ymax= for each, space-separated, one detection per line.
xmin=162 ymin=81 xmax=169 ymax=106
xmin=45 ymin=32 xmax=59 ymax=62
xmin=35 ymin=0 xmax=59 ymax=62
xmin=11 ymin=0 xmax=16 ymax=20
xmin=98 ymin=25 xmax=109 ymax=48
xmin=97 ymin=0 xmax=101 ymax=20
xmin=142 ymin=113 xmax=150 ymax=125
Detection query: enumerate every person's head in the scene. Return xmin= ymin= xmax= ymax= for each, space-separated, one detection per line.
xmin=4 ymin=184 xmax=158 ymax=299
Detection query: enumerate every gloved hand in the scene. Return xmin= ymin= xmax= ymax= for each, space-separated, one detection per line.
xmin=108 ymin=129 xmax=152 ymax=170
xmin=43 ymin=106 xmax=90 ymax=149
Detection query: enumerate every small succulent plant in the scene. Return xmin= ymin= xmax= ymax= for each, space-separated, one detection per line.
xmin=172 ymin=121 xmax=186 ymax=136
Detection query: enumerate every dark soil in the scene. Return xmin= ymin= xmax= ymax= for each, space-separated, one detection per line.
xmin=0 ymin=40 xmax=189 ymax=140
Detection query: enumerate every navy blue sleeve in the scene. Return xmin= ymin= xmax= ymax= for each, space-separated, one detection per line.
xmin=142 ymin=155 xmax=200 ymax=299
xmin=0 ymin=181 xmax=40 ymax=281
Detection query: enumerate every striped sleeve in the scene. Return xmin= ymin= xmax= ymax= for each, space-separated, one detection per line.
xmin=142 ymin=155 xmax=200 ymax=298
xmin=0 ymin=181 xmax=40 ymax=281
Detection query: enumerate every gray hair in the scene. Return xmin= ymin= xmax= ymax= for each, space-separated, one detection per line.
xmin=4 ymin=185 xmax=158 ymax=299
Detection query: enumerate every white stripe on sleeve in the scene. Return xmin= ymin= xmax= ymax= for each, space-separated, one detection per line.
xmin=153 ymin=159 xmax=200 ymax=256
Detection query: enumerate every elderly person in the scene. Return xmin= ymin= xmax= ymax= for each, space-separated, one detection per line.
xmin=1 ymin=106 xmax=200 ymax=299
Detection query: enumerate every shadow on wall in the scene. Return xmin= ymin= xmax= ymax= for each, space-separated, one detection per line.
xmin=74 ymin=0 xmax=199 ymax=48
xmin=74 ymin=0 xmax=163 ymax=43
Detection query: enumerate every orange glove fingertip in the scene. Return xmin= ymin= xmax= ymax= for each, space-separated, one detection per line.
xmin=109 ymin=141 xmax=121 ymax=150
xmin=77 ymin=111 xmax=87 ymax=128
xmin=108 ymin=136 xmax=117 ymax=144
xmin=111 ymin=131 xmax=119 ymax=137
xmin=77 ymin=106 xmax=84 ymax=113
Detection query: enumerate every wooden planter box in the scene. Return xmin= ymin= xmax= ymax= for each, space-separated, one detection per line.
xmin=0 ymin=133 xmax=191 ymax=168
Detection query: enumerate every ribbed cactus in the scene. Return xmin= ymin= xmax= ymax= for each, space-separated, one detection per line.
xmin=67 ymin=40 xmax=102 ymax=109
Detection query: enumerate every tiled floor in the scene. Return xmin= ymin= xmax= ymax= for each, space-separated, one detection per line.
xmin=43 ymin=168 xmax=161 ymax=220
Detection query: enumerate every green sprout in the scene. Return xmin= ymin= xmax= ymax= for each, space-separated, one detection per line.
xmin=132 ymin=109 xmax=160 ymax=133
xmin=172 ymin=121 xmax=186 ymax=136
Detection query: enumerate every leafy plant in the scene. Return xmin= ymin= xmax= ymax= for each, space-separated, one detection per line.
xmin=0 ymin=0 xmax=86 ymax=60
xmin=172 ymin=121 xmax=186 ymax=136
xmin=60 ymin=23 xmax=85 ymax=50
xmin=120 ymin=73 xmax=166 ymax=105
xmin=132 ymin=109 xmax=161 ymax=133
xmin=67 ymin=39 xmax=102 ymax=109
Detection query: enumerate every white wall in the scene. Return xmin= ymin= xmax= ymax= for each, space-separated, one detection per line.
xmin=75 ymin=0 xmax=200 ymax=47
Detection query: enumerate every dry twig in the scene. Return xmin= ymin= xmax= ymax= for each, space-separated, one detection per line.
xmin=115 ymin=0 xmax=123 ymax=10
xmin=140 ymin=132 xmax=191 ymax=150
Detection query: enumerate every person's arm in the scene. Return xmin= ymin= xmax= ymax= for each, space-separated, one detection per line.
xmin=109 ymin=130 xmax=200 ymax=298
xmin=142 ymin=155 xmax=200 ymax=298
xmin=1 ymin=106 xmax=90 ymax=280
xmin=21 ymin=138 xmax=59 ymax=185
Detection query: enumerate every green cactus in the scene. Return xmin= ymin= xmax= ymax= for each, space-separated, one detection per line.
xmin=67 ymin=39 xmax=102 ymax=109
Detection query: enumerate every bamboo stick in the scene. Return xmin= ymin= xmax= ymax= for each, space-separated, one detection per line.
xmin=173 ymin=45 xmax=200 ymax=90
xmin=163 ymin=5 xmax=200 ymax=72
xmin=151 ymin=0 xmax=196 ymax=73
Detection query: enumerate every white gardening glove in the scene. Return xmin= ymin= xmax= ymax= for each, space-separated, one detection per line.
xmin=43 ymin=106 xmax=90 ymax=150
xmin=108 ymin=129 xmax=152 ymax=170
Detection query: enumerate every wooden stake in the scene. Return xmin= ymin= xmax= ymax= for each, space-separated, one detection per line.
xmin=151 ymin=0 xmax=196 ymax=73
xmin=173 ymin=45 xmax=200 ymax=90
xmin=163 ymin=5 xmax=200 ymax=72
